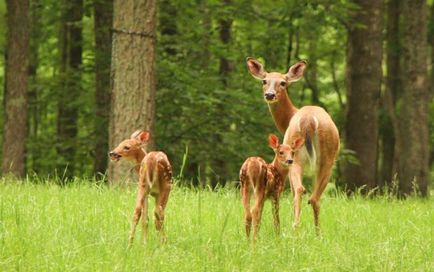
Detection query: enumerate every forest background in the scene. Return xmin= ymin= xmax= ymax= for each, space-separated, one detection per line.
xmin=1 ymin=0 xmax=433 ymax=197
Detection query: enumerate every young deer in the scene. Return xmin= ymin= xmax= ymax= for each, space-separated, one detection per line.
xmin=109 ymin=130 xmax=172 ymax=244
xmin=246 ymin=58 xmax=340 ymax=230
xmin=239 ymin=134 xmax=291 ymax=240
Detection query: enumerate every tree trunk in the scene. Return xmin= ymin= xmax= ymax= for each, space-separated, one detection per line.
xmin=93 ymin=0 xmax=113 ymax=177
xmin=213 ymin=0 xmax=233 ymax=187
xmin=108 ymin=0 xmax=157 ymax=183
xmin=380 ymin=0 xmax=400 ymax=190
xmin=57 ymin=0 xmax=83 ymax=180
xmin=429 ymin=3 xmax=434 ymax=170
xmin=2 ymin=0 xmax=30 ymax=177
xmin=343 ymin=0 xmax=384 ymax=194
xmin=27 ymin=0 xmax=41 ymax=172
xmin=397 ymin=0 xmax=429 ymax=197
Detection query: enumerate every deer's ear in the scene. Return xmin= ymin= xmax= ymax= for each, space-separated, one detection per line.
xmin=137 ymin=131 xmax=150 ymax=144
xmin=268 ymin=134 xmax=280 ymax=149
xmin=291 ymin=137 xmax=305 ymax=150
xmin=285 ymin=60 xmax=307 ymax=82
xmin=246 ymin=57 xmax=267 ymax=80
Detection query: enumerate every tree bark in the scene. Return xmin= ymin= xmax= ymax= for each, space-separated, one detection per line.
xmin=343 ymin=0 xmax=384 ymax=194
xmin=397 ymin=0 xmax=429 ymax=196
xmin=213 ymin=0 xmax=233 ymax=187
xmin=2 ymin=0 xmax=30 ymax=177
xmin=380 ymin=0 xmax=400 ymax=190
xmin=108 ymin=0 xmax=157 ymax=183
xmin=93 ymin=0 xmax=113 ymax=177
xmin=26 ymin=0 xmax=42 ymax=172
xmin=57 ymin=0 xmax=83 ymax=180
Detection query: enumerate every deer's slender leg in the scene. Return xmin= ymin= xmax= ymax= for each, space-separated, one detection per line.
xmin=290 ymin=162 xmax=305 ymax=229
xmin=251 ymin=189 xmax=265 ymax=241
xmin=271 ymin=197 xmax=280 ymax=235
xmin=309 ymin=162 xmax=333 ymax=230
xmin=129 ymin=176 xmax=150 ymax=245
xmin=241 ymin=181 xmax=252 ymax=239
xmin=154 ymin=182 xmax=171 ymax=243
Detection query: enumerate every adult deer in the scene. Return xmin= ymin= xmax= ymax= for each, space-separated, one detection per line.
xmin=240 ymin=134 xmax=290 ymax=241
xmin=109 ymin=130 xmax=172 ymax=244
xmin=246 ymin=58 xmax=340 ymax=229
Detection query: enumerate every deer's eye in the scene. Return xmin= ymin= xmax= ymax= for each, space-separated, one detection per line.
xmin=262 ymin=80 xmax=267 ymax=85
xmin=279 ymin=151 xmax=284 ymax=155
xmin=124 ymin=146 xmax=130 ymax=151
xmin=280 ymin=81 xmax=286 ymax=87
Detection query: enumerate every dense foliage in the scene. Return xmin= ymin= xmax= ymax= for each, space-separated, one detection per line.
xmin=0 ymin=0 xmax=432 ymax=191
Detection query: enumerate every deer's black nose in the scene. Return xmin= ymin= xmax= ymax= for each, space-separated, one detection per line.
xmin=286 ymin=159 xmax=293 ymax=165
xmin=109 ymin=151 xmax=116 ymax=156
xmin=264 ymin=92 xmax=276 ymax=100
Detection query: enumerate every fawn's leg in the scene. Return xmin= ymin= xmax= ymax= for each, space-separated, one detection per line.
xmin=240 ymin=182 xmax=252 ymax=239
xmin=251 ymin=190 xmax=265 ymax=241
xmin=290 ymin=163 xmax=305 ymax=229
xmin=309 ymin=162 xmax=333 ymax=231
xmin=129 ymin=177 xmax=150 ymax=245
xmin=154 ymin=182 xmax=171 ymax=242
xmin=271 ymin=197 xmax=280 ymax=235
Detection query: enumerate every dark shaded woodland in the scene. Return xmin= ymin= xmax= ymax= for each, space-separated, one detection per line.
xmin=0 ymin=0 xmax=432 ymax=196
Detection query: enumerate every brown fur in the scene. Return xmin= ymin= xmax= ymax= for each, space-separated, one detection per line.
xmin=247 ymin=58 xmax=340 ymax=231
xmin=109 ymin=131 xmax=172 ymax=244
xmin=239 ymin=134 xmax=291 ymax=241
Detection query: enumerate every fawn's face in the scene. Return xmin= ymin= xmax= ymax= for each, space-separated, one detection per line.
xmin=109 ymin=130 xmax=150 ymax=162
xmin=268 ymin=134 xmax=293 ymax=167
xmin=109 ymin=139 xmax=143 ymax=162
xmin=246 ymin=58 xmax=306 ymax=104
xmin=275 ymin=143 xmax=294 ymax=167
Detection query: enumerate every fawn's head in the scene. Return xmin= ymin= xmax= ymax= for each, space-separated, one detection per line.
xmin=268 ymin=134 xmax=294 ymax=167
xmin=246 ymin=58 xmax=306 ymax=104
xmin=109 ymin=130 xmax=150 ymax=162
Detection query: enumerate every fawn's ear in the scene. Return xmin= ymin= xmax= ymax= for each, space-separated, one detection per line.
xmin=285 ymin=60 xmax=307 ymax=83
xmin=137 ymin=131 xmax=150 ymax=144
xmin=268 ymin=134 xmax=280 ymax=149
xmin=246 ymin=57 xmax=267 ymax=80
xmin=291 ymin=137 xmax=305 ymax=150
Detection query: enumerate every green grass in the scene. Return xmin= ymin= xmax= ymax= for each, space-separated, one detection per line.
xmin=0 ymin=179 xmax=432 ymax=271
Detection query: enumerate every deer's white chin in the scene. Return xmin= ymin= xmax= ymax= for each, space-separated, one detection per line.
xmin=264 ymin=98 xmax=278 ymax=104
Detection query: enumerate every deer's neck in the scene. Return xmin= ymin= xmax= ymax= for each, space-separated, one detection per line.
xmin=271 ymin=158 xmax=290 ymax=180
xmin=268 ymin=92 xmax=298 ymax=134
xmin=134 ymin=149 xmax=147 ymax=173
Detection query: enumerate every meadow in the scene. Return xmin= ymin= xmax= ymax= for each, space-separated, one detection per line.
xmin=0 ymin=179 xmax=432 ymax=271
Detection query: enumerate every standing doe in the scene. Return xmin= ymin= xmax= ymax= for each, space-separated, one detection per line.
xmin=239 ymin=134 xmax=291 ymax=241
xmin=246 ymin=58 xmax=340 ymax=230
xmin=109 ymin=130 xmax=172 ymax=244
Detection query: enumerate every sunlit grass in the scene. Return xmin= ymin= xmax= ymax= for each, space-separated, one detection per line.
xmin=0 ymin=179 xmax=432 ymax=271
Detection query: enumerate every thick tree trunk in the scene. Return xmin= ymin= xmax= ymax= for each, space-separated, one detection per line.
xmin=343 ymin=0 xmax=384 ymax=194
xmin=57 ymin=0 xmax=83 ymax=179
xmin=380 ymin=0 xmax=400 ymax=190
xmin=108 ymin=0 xmax=157 ymax=183
xmin=93 ymin=0 xmax=113 ymax=177
xmin=2 ymin=0 xmax=30 ymax=177
xmin=397 ymin=0 xmax=429 ymax=196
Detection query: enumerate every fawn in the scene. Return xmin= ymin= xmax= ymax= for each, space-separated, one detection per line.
xmin=109 ymin=130 xmax=172 ymax=244
xmin=239 ymin=134 xmax=292 ymax=240
xmin=247 ymin=58 xmax=340 ymax=230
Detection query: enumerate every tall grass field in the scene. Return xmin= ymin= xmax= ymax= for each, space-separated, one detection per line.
xmin=0 ymin=179 xmax=432 ymax=271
